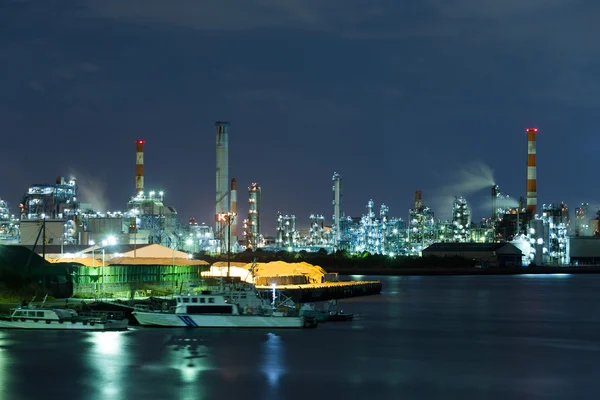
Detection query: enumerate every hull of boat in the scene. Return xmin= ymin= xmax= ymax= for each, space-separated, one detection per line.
xmin=0 ymin=319 xmax=128 ymax=331
xmin=132 ymin=312 xmax=306 ymax=328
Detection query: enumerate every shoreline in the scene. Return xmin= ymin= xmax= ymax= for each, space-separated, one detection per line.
xmin=332 ymin=266 xmax=600 ymax=277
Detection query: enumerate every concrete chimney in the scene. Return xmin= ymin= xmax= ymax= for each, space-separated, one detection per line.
xmin=230 ymin=177 xmax=237 ymax=244
xmin=215 ymin=121 xmax=230 ymax=251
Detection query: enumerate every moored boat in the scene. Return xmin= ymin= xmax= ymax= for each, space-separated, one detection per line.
xmin=132 ymin=283 xmax=317 ymax=329
xmin=0 ymin=297 xmax=128 ymax=331
xmin=300 ymin=300 xmax=354 ymax=322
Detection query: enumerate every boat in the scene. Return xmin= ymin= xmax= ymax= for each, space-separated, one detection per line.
xmin=132 ymin=283 xmax=317 ymax=329
xmin=0 ymin=296 xmax=129 ymax=331
xmin=326 ymin=300 xmax=354 ymax=321
xmin=300 ymin=300 xmax=354 ymax=322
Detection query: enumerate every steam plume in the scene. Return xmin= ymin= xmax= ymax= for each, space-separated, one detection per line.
xmin=68 ymin=169 xmax=109 ymax=213
xmin=431 ymin=161 xmax=496 ymax=219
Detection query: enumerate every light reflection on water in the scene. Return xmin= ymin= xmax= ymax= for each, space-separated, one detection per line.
xmin=261 ymin=333 xmax=285 ymax=387
xmin=519 ymin=273 xmax=572 ymax=278
xmin=166 ymin=335 xmax=212 ymax=400
xmin=2 ymin=275 xmax=600 ymax=399
xmin=86 ymin=331 xmax=128 ymax=399
xmin=0 ymin=332 xmax=7 ymax=392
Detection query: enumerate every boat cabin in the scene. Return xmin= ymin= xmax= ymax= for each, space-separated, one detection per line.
xmin=175 ymin=293 xmax=239 ymax=315
xmin=10 ymin=307 xmax=77 ymax=321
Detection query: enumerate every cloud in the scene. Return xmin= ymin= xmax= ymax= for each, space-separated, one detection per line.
xmin=80 ymin=0 xmax=335 ymax=31
xmin=79 ymin=0 xmax=587 ymax=37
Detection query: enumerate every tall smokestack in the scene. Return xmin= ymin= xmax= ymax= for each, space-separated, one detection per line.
xmin=215 ymin=121 xmax=230 ymax=251
xmin=135 ymin=140 xmax=145 ymax=194
xmin=526 ymin=128 xmax=538 ymax=216
xmin=230 ymin=178 xmax=237 ymax=245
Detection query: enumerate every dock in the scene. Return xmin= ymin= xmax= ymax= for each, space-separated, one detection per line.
xmin=256 ymin=280 xmax=382 ymax=303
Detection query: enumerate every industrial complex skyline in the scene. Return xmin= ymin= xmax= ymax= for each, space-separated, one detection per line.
xmin=2 ymin=1 xmax=599 ymax=235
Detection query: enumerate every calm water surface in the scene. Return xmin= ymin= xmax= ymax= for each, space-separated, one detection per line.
xmin=2 ymin=274 xmax=600 ymax=400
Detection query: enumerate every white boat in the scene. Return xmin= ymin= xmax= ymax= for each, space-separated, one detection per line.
xmin=0 ymin=297 xmax=128 ymax=331
xmin=132 ymin=284 xmax=317 ymax=329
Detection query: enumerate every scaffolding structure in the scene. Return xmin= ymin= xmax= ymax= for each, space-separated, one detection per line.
xmin=343 ymin=200 xmax=405 ymax=255
xmin=276 ymin=213 xmax=299 ymax=248
xmin=451 ymin=197 xmax=471 ymax=242
xmin=574 ymin=203 xmax=589 ymax=236
xmin=407 ymin=191 xmax=436 ymax=255
xmin=244 ymin=183 xmax=261 ymax=249
xmin=126 ymin=191 xmax=178 ymax=247
xmin=540 ymin=204 xmax=569 ymax=265
xmin=20 ymin=177 xmax=79 ymax=220
xmin=306 ymin=214 xmax=333 ymax=247
xmin=0 ymin=199 xmax=19 ymax=241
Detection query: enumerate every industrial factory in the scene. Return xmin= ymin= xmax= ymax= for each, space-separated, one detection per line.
xmin=1 ymin=124 xmax=600 ymax=268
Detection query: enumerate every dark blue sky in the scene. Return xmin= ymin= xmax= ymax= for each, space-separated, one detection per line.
xmin=1 ymin=0 xmax=599 ymax=235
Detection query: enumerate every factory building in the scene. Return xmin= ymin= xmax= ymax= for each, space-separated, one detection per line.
xmin=123 ymin=139 xmax=179 ymax=247
xmin=346 ymin=200 xmax=405 ymax=255
xmin=574 ymin=203 xmax=590 ymax=236
xmin=0 ymin=199 xmax=18 ymax=244
xmin=183 ymin=218 xmax=216 ymax=254
xmin=18 ymin=177 xmax=80 ymax=246
xmin=423 ymin=243 xmax=523 ymax=267
xmin=567 ymin=237 xmax=600 ymax=265
xmin=55 ymin=244 xmax=210 ymax=297
xmin=16 ymin=140 xmax=183 ymax=250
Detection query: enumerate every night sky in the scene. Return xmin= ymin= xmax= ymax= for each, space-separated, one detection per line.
xmin=1 ymin=1 xmax=599 ymax=235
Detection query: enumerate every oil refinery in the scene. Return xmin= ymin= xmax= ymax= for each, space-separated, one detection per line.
xmin=0 ymin=124 xmax=598 ymax=267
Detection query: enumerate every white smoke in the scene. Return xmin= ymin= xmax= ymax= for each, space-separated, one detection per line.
xmin=478 ymin=194 xmax=520 ymax=213
xmin=431 ymin=161 xmax=496 ymax=219
xmin=68 ymin=169 xmax=109 ymax=213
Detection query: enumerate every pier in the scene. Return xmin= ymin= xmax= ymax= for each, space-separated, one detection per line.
xmin=256 ymin=280 xmax=382 ymax=303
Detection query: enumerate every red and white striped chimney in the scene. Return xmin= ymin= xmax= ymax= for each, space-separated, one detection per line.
xmin=526 ymin=128 xmax=537 ymax=215
xmin=135 ymin=140 xmax=145 ymax=194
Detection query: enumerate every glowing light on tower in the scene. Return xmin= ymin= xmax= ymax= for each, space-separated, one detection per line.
xmin=135 ymin=140 xmax=145 ymax=194
xmin=526 ymin=128 xmax=538 ymax=216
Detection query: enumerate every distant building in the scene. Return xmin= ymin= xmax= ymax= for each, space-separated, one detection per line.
xmin=422 ymin=242 xmax=523 ymax=267
xmin=568 ymin=237 xmax=600 ymax=265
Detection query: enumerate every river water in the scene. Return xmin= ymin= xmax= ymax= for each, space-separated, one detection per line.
xmin=1 ymin=274 xmax=600 ymax=400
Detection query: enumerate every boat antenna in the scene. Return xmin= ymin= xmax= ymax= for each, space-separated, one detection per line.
xmin=41 ymin=294 xmax=48 ymax=307
xmin=28 ymin=296 xmax=36 ymax=307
